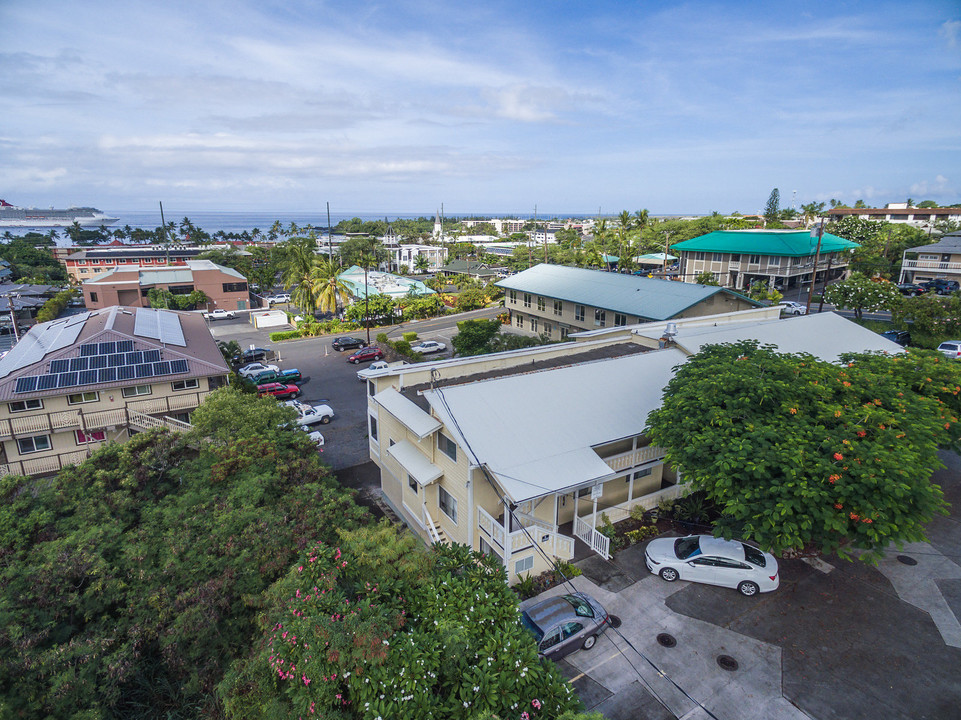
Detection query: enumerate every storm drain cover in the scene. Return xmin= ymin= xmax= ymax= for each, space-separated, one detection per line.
xmin=608 ymin=615 xmax=623 ymax=629
xmin=717 ymin=655 xmax=739 ymax=671
xmin=897 ymin=555 xmax=918 ymax=566
xmin=656 ymin=633 xmax=677 ymax=648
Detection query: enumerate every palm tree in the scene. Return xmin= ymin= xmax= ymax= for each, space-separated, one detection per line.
xmin=311 ymin=257 xmax=351 ymax=316
xmin=414 ymin=254 xmax=430 ymax=274
xmin=282 ymin=239 xmax=319 ymax=311
xmin=617 ymin=211 xmax=634 ymax=272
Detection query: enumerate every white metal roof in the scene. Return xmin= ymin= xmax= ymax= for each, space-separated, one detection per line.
xmin=422 ymin=348 xmax=687 ymax=503
xmin=631 ymin=311 xmax=903 ymax=363
xmin=375 ymin=387 xmax=442 ymax=439
xmin=388 ymin=440 xmax=443 ymax=486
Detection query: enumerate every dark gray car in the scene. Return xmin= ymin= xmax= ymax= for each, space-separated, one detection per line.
xmin=520 ymin=592 xmax=611 ymax=660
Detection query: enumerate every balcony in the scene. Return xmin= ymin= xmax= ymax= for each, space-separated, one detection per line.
xmin=603 ymin=445 xmax=665 ymax=472
xmin=477 ymin=506 xmax=574 ymax=562
xmin=901 ymin=259 xmax=961 ymax=275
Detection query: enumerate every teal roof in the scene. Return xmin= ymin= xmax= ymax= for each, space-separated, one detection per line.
xmin=495 ymin=264 xmax=760 ymax=321
xmin=671 ymin=230 xmax=859 ymax=256
xmin=338 ymin=265 xmax=434 ymax=298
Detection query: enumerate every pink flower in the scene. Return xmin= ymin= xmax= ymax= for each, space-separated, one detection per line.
xmin=532 ymin=699 xmax=542 ymax=709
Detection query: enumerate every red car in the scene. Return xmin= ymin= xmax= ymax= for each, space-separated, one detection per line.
xmin=347 ymin=346 xmax=384 ymax=364
xmin=256 ymin=382 xmax=301 ymax=399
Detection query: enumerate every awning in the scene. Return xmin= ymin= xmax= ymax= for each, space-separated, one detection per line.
xmin=374 ymin=387 xmax=441 ymax=439
xmin=388 ymin=440 xmax=443 ymax=486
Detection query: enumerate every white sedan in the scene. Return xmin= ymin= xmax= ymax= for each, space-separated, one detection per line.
xmin=778 ymin=300 xmax=807 ymax=316
xmin=238 ymin=362 xmax=279 ymax=378
xmin=644 ymin=535 xmax=779 ymax=596
xmin=411 ymin=340 xmax=447 ymax=355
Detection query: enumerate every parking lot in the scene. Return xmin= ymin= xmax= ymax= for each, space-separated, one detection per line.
xmin=524 ymin=450 xmax=961 ymax=720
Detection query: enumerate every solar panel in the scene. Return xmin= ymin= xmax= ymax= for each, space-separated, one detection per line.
xmin=15 ymin=376 xmax=38 ymax=393
xmin=90 ymin=355 xmax=107 ymax=369
xmin=98 ymin=368 xmax=117 ymax=383
xmin=49 ymin=359 xmax=70 ymax=373
xmin=108 ymin=353 xmax=125 ymax=367
xmin=79 ymin=369 xmax=99 ymax=385
xmin=57 ymin=372 xmax=79 ymax=388
xmin=99 ymin=341 xmax=117 ymax=355
xmin=133 ymin=308 xmax=186 ymax=346
xmin=79 ymin=343 xmax=99 ymax=357
xmin=143 ymin=349 xmax=161 ymax=363
xmin=170 ymin=359 xmax=189 ymax=373
xmin=69 ymin=357 xmax=89 ymax=372
xmin=37 ymin=374 xmax=58 ymax=390
xmin=117 ymin=340 xmax=134 ymax=352
xmin=117 ymin=366 xmax=136 ymax=380
xmin=126 ymin=351 xmax=144 ymax=365
xmin=135 ymin=363 xmax=152 ymax=378
xmin=153 ymin=361 xmax=171 ymax=375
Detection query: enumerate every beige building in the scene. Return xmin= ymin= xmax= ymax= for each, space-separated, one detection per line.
xmin=496 ymin=263 xmax=760 ymax=341
xmin=0 ymin=306 xmax=228 ymax=477
xmin=898 ymin=232 xmax=961 ymax=286
xmin=364 ymin=307 xmax=905 ymax=584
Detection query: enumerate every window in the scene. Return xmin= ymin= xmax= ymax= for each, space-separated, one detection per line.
xmin=67 ymin=391 xmax=99 ymax=405
xmin=438 ymin=431 xmax=457 ymax=461
xmin=369 ymin=414 xmax=378 ymax=442
xmin=523 ymin=293 xmax=531 ymax=308
xmin=769 ymin=256 xmax=780 ymax=266
xmin=168 ymin=285 xmax=194 ymax=295
xmin=553 ymin=299 xmax=563 ymax=316
xmin=574 ymin=305 xmax=585 ymax=322
xmin=712 ymin=252 xmax=724 ymax=262
xmin=438 ymin=486 xmax=458 ymax=523
xmin=540 ymin=627 xmax=563 ymax=651
xmin=515 ymin=555 xmax=534 ymax=575
xmin=9 ymin=398 xmax=43 ymax=413
xmin=171 ymin=378 xmax=199 ymax=391
xmin=560 ymin=327 xmax=569 ymax=340
xmin=537 ymin=297 xmax=546 ymax=312
xmin=730 ymin=254 xmax=740 ymax=262
xmin=515 ymin=314 xmax=523 ymax=328
xmin=694 ymin=252 xmax=705 ymax=261
xmin=633 ymin=467 xmax=653 ymax=480
xmin=76 ymin=429 xmax=106 ymax=444
xmin=529 ymin=317 xmax=538 ymax=332
xmin=121 ymin=385 xmax=151 ymax=398
xmin=78 ymin=259 xmax=86 ymax=265
xmin=89 ymin=292 xmax=98 ymax=303
xmin=750 ymin=254 xmax=761 ymax=264
xmin=594 ymin=309 xmax=606 ymax=327
xmin=614 ymin=313 xmax=627 ymax=327
xmin=17 ymin=434 xmax=51 ymax=454
xmin=543 ymin=323 xmax=552 ymax=336
xmin=408 ymin=473 xmax=418 ymax=494
xmin=222 ymin=282 xmax=248 ymax=293
xmin=509 ymin=290 xmax=517 ymax=303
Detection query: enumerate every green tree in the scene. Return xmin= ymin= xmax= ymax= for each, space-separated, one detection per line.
xmin=281 ymin=239 xmax=320 ymax=311
xmin=311 ymin=256 xmax=351 ymax=315
xmin=823 ymin=272 xmax=903 ymax=318
xmin=646 ymin=342 xmax=956 ymax=560
xmin=694 ymin=271 xmax=719 ymax=286
xmin=451 ymin=318 xmax=503 ymax=356
xmin=414 ymin=254 xmax=430 ymax=273
xmin=343 ymin=293 xmax=396 ymax=325
xmin=764 ymin=188 xmax=780 ymax=224
xmin=219 ymin=526 xmax=584 ymax=720
xmin=892 ymin=293 xmax=961 ymax=347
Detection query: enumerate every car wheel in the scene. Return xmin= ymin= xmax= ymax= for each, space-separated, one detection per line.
xmin=582 ymin=635 xmax=597 ymax=650
xmin=320 ymin=416 xmax=331 ymax=424
xmin=351 ymin=358 xmax=359 ymax=364
xmin=737 ymin=581 xmax=759 ymax=597
xmin=660 ymin=567 xmax=679 ymax=582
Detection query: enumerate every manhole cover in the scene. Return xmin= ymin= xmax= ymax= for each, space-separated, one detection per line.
xmin=656 ymin=633 xmax=677 ymax=648
xmin=897 ymin=555 xmax=918 ymax=566
xmin=717 ymin=655 xmax=739 ymax=671
xmin=608 ymin=615 xmax=622 ymax=629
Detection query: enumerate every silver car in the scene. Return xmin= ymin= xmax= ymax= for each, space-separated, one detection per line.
xmin=520 ymin=592 xmax=611 ymax=660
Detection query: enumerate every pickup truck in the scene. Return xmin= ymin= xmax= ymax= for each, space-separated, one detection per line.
xmin=357 ymin=360 xmax=408 ymax=381
xmin=284 ymin=400 xmax=334 ymax=425
xmin=250 ymin=368 xmax=302 ymax=385
xmin=203 ymin=309 xmax=236 ymax=320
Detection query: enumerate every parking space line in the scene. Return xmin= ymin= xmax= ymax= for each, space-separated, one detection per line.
xmin=567 ymin=649 xmax=623 ymax=683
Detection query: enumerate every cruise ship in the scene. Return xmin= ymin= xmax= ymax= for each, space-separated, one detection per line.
xmin=0 ymin=199 xmax=119 ymax=228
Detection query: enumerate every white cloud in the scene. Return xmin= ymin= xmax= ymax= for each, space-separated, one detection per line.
xmin=939 ymin=19 xmax=961 ymax=48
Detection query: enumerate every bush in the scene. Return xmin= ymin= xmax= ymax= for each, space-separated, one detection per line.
xmin=269 ymin=329 xmax=303 ymax=342
xmin=376 ymin=332 xmax=389 ymax=343
xmin=625 ymin=525 xmax=659 ymax=545
xmin=402 ymin=331 xmax=419 ymax=342
xmin=34 ymin=288 xmax=77 ymax=324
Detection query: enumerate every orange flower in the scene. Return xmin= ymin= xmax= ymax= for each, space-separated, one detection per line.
xmin=849 ymin=512 xmax=859 ymax=520
xmin=856 ymin=430 xmax=866 ymax=437
xmin=863 ymin=518 xmax=873 ymax=524
xmin=843 ymin=381 xmax=851 ymax=387
xmin=834 ymin=410 xmax=842 ymax=417
xmin=834 ymin=452 xmax=843 ymax=460
xmin=834 ymin=503 xmax=843 ymax=509
xmin=789 ymin=407 xmax=798 ymax=415
xmin=829 ymin=474 xmax=841 ymax=482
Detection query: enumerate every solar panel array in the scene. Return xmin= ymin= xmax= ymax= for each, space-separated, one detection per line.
xmin=13 ymin=341 xmax=190 ymax=394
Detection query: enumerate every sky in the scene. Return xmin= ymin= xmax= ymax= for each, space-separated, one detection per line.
xmin=1 ymin=0 xmax=960 ymax=216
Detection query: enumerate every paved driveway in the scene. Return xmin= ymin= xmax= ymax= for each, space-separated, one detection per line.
xmin=526 ymin=451 xmax=961 ymax=720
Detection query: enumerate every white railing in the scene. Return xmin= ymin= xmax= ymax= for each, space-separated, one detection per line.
xmin=573 ymin=515 xmax=610 ymax=559
xmin=599 ymin=484 xmax=687 ymax=525
xmin=127 ymin=409 xmax=192 ymax=433
xmin=423 ymin=504 xmax=443 ymax=544
xmin=604 ymin=445 xmax=666 ymax=472
xmin=83 ymin=409 xmax=127 ymax=430
xmin=477 ymin=506 xmax=574 ymax=561
xmin=901 ymin=259 xmax=961 ymax=272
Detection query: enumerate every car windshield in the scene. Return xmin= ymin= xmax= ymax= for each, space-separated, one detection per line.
xmin=519 ymin=611 xmax=543 ymax=642
xmin=674 ymin=536 xmax=701 ymax=560
xmin=742 ymin=543 xmax=766 ymax=567
xmin=562 ymin=594 xmax=595 ymax=618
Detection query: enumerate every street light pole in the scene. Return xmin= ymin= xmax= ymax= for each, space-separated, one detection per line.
xmin=805 ymin=220 xmax=825 ymax=314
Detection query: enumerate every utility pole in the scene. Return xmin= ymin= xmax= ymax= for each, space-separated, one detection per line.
xmin=805 ymin=220 xmax=825 ymax=314
xmin=159 ymin=201 xmax=170 ymax=265
xmin=327 ymin=202 xmax=333 ymax=260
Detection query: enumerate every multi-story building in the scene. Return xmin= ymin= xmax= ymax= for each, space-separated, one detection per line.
xmin=82 ymin=260 xmax=251 ymax=311
xmin=898 ymin=232 xmax=961 ymax=286
xmin=0 ymin=306 xmax=228 ymax=477
xmin=363 ymin=307 xmax=903 ymax=584
xmin=826 ymin=204 xmax=961 ymax=228
xmin=496 ymin=263 xmax=760 ymax=341
xmin=60 ymin=244 xmax=250 ymax=284
xmin=672 ymin=230 xmax=858 ymax=291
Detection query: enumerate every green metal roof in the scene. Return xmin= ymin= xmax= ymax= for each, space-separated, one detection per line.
xmin=671 ymin=230 xmax=859 ymax=257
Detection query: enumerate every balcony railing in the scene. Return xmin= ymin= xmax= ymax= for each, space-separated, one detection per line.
xmin=477 ymin=506 xmax=574 ymax=562
xmin=603 ymin=445 xmax=665 ymax=472
xmin=901 ymin=259 xmax=961 ymax=274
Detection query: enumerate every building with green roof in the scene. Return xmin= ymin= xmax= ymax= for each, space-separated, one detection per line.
xmin=671 ymin=230 xmax=859 ymax=292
